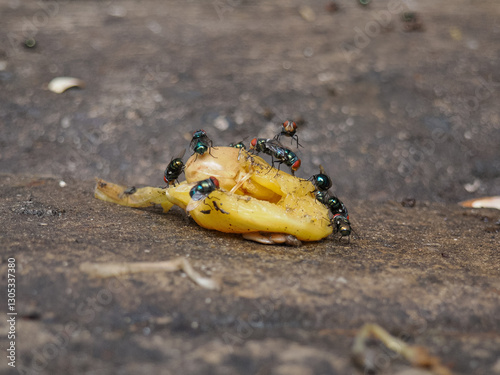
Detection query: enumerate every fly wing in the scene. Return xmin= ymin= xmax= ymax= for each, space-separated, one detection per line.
xmin=265 ymin=139 xmax=286 ymax=158
xmin=266 ymin=138 xmax=285 ymax=149
xmin=186 ymin=194 xmax=206 ymax=212
xmin=175 ymin=148 xmax=186 ymax=159
xmin=190 ymin=191 xmax=207 ymax=202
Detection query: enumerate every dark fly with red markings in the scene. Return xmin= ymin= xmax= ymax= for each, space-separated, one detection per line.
xmin=274 ymin=120 xmax=302 ymax=148
xmin=228 ymin=141 xmax=246 ymax=150
xmin=164 ymin=149 xmax=186 ymax=186
xmin=186 ymin=176 xmax=221 ymax=213
xmin=249 ymin=138 xmax=301 ymax=176
xmin=229 ymin=140 xmax=247 ymax=160
xmin=190 ymin=129 xmax=216 ymax=159
xmin=310 ymin=165 xmax=332 ymax=204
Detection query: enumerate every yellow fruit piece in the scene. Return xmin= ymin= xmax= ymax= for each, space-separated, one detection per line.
xmin=172 ymin=147 xmax=332 ymax=241
xmin=95 ymin=147 xmax=332 ymax=242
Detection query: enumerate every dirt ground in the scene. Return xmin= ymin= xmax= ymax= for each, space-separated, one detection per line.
xmin=0 ymin=1 xmax=499 ymax=374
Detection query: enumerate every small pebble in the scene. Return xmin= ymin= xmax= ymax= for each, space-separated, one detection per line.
xmin=401 ymin=198 xmax=416 ymax=207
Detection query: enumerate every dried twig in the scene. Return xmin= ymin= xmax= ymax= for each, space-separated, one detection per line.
xmin=352 ymin=323 xmax=452 ymax=375
xmin=80 ymin=257 xmax=221 ymax=290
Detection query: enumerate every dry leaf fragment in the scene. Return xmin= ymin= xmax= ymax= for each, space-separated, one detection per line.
xmin=459 ymin=196 xmax=500 ymax=210
xmin=299 ymin=5 xmax=315 ymax=22
xmin=48 ymin=76 xmax=86 ymax=94
xmin=80 ymin=257 xmax=221 ymax=290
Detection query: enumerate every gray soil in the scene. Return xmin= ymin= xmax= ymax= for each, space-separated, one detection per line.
xmin=1 ymin=1 xmax=499 ymax=374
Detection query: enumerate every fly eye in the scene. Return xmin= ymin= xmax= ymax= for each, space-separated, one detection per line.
xmin=210 ymin=176 xmax=220 ymax=189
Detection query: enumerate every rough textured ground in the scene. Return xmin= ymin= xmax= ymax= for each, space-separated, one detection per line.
xmin=0 ymin=1 xmax=499 ymax=375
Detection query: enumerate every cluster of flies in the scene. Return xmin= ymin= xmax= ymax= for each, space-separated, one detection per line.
xmin=163 ymin=121 xmax=353 ymax=240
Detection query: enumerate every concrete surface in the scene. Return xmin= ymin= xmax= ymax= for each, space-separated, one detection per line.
xmin=0 ymin=1 xmax=499 ymax=374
